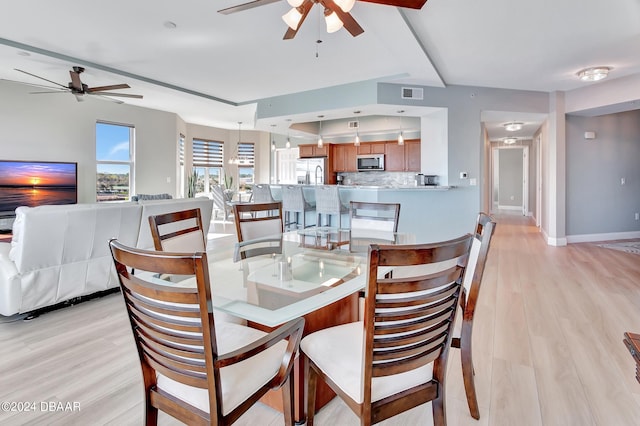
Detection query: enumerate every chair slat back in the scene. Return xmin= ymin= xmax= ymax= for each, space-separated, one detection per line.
xmin=364 ymin=235 xmax=473 ymax=379
xmin=350 ymin=201 xmax=400 ymax=233
xmin=110 ymin=240 xmax=218 ymax=394
xmin=233 ymin=202 xmax=283 ymax=260
xmin=462 ymin=213 xmax=496 ymax=316
xmin=148 ymin=208 xmax=206 ymax=252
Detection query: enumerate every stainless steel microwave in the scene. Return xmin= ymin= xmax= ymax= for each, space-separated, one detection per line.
xmin=357 ymin=154 xmax=385 ymax=171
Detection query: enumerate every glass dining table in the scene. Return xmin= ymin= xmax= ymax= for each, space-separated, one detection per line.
xmin=200 ymin=227 xmax=412 ymax=328
xmin=153 ymin=226 xmax=413 ymax=421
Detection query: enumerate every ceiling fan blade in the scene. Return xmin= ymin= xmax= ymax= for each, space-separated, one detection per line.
xmin=29 ymin=90 xmax=69 ymax=94
xmin=283 ymin=0 xmax=314 ymax=40
xmin=89 ymin=92 xmax=143 ymax=99
xmin=69 ymin=70 xmax=84 ymax=91
xmin=14 ymin=69 xmax=67 ymax=88
xmin=358 ymin=0 xmax=428 ymax=9
xmin=1 ymin=78 xmax=66 ymax=91
xmin=325 ymin=1 xmax=364 ymax=37
xmin=218 ymin=0 xmax=280 ymax=14
xmin=87 ymin=84 xmax=130 ymax=92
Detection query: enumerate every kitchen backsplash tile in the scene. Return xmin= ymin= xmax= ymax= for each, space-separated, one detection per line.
xmin=338 ymin=172 xmax=432 ymax=187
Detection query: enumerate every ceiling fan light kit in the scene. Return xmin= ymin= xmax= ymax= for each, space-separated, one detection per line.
xmin=282 ymin=7 xmax=303 ymax=30
xmin=224 ymin=0 xmax=428 ymax=40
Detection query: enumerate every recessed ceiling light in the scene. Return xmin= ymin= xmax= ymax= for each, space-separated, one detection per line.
xmin=504 ymin=122 xmax=524 ymax=132
xmin=577 ymin=66 xmax=610 ymax=82
xmin=163 ymin=21 xmax=177 ymax=29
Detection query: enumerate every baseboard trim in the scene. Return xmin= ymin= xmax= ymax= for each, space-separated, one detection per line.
xmin=542 ymin=228 xmax=568 ymax=246
xmin=497 ymin=205 xmax=521 ymax=211
xmin=566 ymin=231 xmax=640 ymax=244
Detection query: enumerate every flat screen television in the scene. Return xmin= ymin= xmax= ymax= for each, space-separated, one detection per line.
xmin=0 ymin=160 xmax=78 ymax=224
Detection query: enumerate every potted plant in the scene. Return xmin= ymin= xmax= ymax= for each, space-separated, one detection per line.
xmin=187 ymin=170 xmax=198 ymax=198
xmin=223 ymin=174 xmax=235 ymax=202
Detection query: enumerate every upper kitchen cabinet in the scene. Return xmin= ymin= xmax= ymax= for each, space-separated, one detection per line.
xmin=299 ymin=143 xmax=329 ymax=158
xmin=356 ymin=142 xmax=385 ymax=155
xmin=384 ymin=139 xmax=421 ymax=172
xmin=405 ymin=139 xmax=421 ymax=172
xmin=332 ymin=144 xmax=358 ymax=172
xmin=384 ymin=142 xmax=405 ymax=171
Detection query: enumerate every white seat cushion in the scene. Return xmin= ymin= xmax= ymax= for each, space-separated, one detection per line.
xmin=157 ymin=321 xmax=288 ymax=415
xmin=301 ymin=321 xmax=433 ymax=404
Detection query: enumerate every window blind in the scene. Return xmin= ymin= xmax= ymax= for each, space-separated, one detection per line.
xmin=237 ymin=143 xmax=255 ymax=166
xmin=193 ymin=139 xmax=223 ymax=167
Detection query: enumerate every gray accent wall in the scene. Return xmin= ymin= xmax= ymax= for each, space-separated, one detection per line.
xmin=566 ymin=110 xmax=640 ymax=236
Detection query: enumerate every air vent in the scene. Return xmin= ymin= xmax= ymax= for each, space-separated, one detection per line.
xmin=348 ymin=121 xmax=359 ymax=129
xmin=401 ymin=87 xmax=424 ymax=100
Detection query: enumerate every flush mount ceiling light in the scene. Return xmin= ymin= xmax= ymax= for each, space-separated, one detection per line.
xmin=218 ymin=0 xmax=429 ymax=41
xmin=504 ymin=122 xmax=524 ymax=132
xmin=577 ymin=66 xmax=610 ymax=82
xmin=503 ymin=137 xmax=517 ymax=145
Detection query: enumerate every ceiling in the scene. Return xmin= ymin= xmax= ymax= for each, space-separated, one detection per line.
xmin=1 ymin=0 xmax=639 ymax=141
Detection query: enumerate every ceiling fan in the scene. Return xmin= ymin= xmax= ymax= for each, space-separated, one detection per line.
xmin=13 ymin=66 xmax=143 ymax=103
xmin=218 ymin=0 xmax=429 ymax=40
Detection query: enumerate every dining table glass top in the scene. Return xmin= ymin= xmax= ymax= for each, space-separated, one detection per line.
xmin=155 ymin=227 xmax=413 ymax=328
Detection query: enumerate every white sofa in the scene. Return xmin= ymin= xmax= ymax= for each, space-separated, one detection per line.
xmin=0 ymin=197 xmax=212 ymax=317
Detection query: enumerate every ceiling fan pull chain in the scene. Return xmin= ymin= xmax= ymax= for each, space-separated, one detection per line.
xmin=316 ymin=39 xmax=323 ymax=58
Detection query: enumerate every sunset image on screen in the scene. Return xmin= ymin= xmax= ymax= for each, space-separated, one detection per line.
xmin=0 ymin=162 xmax=76 ymax=187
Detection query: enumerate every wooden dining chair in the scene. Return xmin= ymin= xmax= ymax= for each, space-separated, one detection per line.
xmin=232 ymin=201 xmax=283 ymax=261
xmin=148 ymin=208 xmax=206 ymax=253
xmin=451 ymin=212 xmax=496 ymax=420
xmin=301 ymin=234 xmax=474 ymax=426
xmin=349 ymin=201 xmax=400 ymax=252
xmin=109 ymin=239 xmax=304 ymax=426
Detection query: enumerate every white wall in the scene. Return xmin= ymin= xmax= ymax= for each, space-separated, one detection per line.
xmin=0 ymin=80 xmax=179 ymax=203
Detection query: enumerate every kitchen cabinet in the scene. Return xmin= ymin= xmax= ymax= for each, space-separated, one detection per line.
xmin=299 ymin=144 xmax=329 ymax=158
xmin=332 ymin=144 xmax=357 ymax=172
xmin=405 ymin=140 xmax=421 ymax=172
xmin=384 ymin=142 xmax=406 ymax=171
xmin=356 ymin=142 xmax=385 ymax=155
xmin=384 ymin=139 xmax=421 ymax=172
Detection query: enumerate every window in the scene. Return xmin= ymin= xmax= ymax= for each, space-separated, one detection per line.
xmin=237 ymin=142 xmax=255 ymax=191
xmin=192 ymin=138 xmax=223 ymax=195
xmin=96 ymin=122 xmax=134 ymax=202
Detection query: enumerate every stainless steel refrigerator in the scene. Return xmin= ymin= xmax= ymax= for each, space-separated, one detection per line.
xmin=296 ymin=158 xmax=326 ymax=185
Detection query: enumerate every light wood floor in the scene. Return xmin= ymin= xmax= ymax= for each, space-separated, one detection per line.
xmin=1 ymin=214 xmax=639 ymax=425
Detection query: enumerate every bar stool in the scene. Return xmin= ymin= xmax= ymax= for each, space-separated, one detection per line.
xmin=315 ymin=185 xmax=348 ymax=228
xmin=281 ymin=185 xmax=315 ymax=230
xmin=251 ymin=184 xmax=275 ymax=203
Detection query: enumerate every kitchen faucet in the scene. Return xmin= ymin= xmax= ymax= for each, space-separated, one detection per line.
xmin=315 ymin=165 xmax=323 ymax=185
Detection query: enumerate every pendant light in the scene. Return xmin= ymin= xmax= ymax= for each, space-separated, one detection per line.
xmin=317 ymin=115 xmax=324 ymax=148
xmin=228 ymin=121 xmax=242 ymax=165
xmin=397 ymin=110 xmax=405 ymax=146
xmin=270 ymin=124 xmax=276 ymax=151
xmin=354 ymin=110 xmax=361 ymax=146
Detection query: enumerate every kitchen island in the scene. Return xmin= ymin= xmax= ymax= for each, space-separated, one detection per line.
xmin=269 ymin=184 xmax=472 ymax=243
